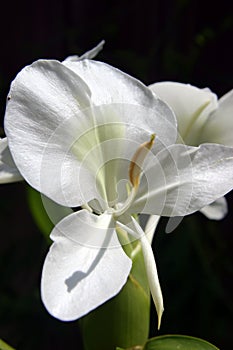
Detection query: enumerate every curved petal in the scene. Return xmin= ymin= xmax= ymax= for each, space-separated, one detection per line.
xmin=4 ymin=60 xmax=99 ymax=206
xmin=144 ymin=215 xmax=160 ymax=245
xmin=64 ymin=40 xmax=105 ymax=62
xmin=63 ymin=60 xmax=177 ymax=147
xmin=131 ymin=143 xmax=233 ymax=217
xmin=0 ymin=137 xmax=23 ymax=183
xmin=200 ymin=197 xmax=228 ymax=220
xmin=149 ymin=82 xmax=218 ymax=145
xmin=41 ymin=210 xmax=132 ymax=321
xmin=200 ymin=89 xmax=233 ymax=146
xmin=117 ymin=216 xmax=164 ymax=329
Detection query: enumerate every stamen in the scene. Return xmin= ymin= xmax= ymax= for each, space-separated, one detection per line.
xmin=113 ymin=134 xmax=155 ymax=218
xmin=81 ymin=203 xmax=93 ymax=212
xmin=129 ymin=134 xmax=155 ymax=188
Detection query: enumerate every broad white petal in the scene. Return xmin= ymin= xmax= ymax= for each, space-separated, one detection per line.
xmin=41 ymin=210 xmax=132 ymax=321
xmin=4 ymin=60 xmax=99 ymax=206
xmin=131 ymin=143 xmax=233 ymax=217
xmin=63 ymin=60 xmax=177 ymax=147
xmin=200 ymin=89 xmax=233 ymax=146
xmin=149 ymin=82 xmax=218 ymax=145
xmin=0 ymin=137 xmax=23 ymax=183
xmin=200 ymin=197 xmax=228 ymax=220
xmin=64 ymin=40 xmax=105 ymax=62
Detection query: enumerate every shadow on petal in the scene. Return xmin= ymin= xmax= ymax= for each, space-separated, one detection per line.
xmin=64 ymin=230 xmax=112 ymax=292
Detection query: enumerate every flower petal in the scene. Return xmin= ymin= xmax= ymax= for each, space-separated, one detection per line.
xmin=4 ymin=60 xmax=99 ymax=206
xmin=0 ymin=137 xmax=23 ymax=183
xmin=131 ymin=143 xmax=233 ymax=217
xmin=200 ymin=89 xmax=233 ymax=146
xmin=144 ymin=215 xmax=160 ymax=245
xmin=41 ymin=209 xmax=132 ymax=321
xmin=63 ymin=60 xmax=177 ymax=147
xmin=64 ymin=40 xmax=105 ymax=62
xmin=149 ymin=82 xmax=218 ymax=145
xmin=200 ymin=197 xmax=228 ymax=220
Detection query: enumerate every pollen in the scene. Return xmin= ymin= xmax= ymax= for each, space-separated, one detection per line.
xmin=129 ymin=134 xmax=155 ymax=188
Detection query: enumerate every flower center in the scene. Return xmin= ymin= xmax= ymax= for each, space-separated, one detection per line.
xmin=112 ymin=134 xmax=155 ymax=217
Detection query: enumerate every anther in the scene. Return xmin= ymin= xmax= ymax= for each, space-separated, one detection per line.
xmin=129 ymin=134 xmax=155 ymax=188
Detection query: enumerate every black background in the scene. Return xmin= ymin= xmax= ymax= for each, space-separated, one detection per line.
xmin=0 ymin=0 xmax=233 ymax=349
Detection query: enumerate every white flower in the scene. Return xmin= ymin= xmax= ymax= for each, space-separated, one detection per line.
xmin=149 ymin=81 xmax=233 ymax=220
xmin=149 ymin=82 xmax=233 ymax=146
xmin=0 ymin=41 xmax=105 ymax=185
xmin=2 ymin=59 xmax=233 ymax=329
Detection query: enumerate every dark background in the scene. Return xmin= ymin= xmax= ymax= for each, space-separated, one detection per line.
xmin=0 ymin=0 xmax=233 ymax=349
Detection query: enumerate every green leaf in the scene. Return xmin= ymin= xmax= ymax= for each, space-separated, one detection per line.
xmin=27 ymin=185 xmax=72 ymax=242
xmin=144 ymin=335 xmax=220 ymax=350
xmin=27 ymin=186 xmax=53 ymax=241
xmin=0 ymin=339 xmax=15 ymax=350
